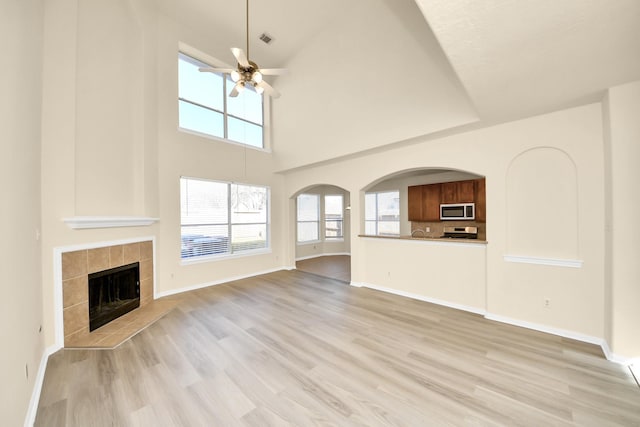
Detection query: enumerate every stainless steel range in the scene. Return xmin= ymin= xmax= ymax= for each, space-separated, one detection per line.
xmin=440 ymin=226 xmax=478 ymax=239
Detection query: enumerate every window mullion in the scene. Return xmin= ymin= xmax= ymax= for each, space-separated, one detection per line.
xmin=223 ymin=78 xmax=229 ymax=139
xmin=227 ymin=183 xmax=233 ymax=254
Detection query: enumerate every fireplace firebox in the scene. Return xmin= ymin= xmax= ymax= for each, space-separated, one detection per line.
xmin=88 ymin=262 xmax=140 ymax=331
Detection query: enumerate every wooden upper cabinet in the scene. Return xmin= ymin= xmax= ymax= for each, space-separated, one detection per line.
xmin=457 ymin=180 xmax=475 ymax=203
xmin=408 ymin=185 xmax=423 ymax=221
xmin=474 ymin=178 xmax=486 ymax=222
xmin=408 ymin=184 xmax=441 ymax=221
xmin=441 ymin=180 xmax=474 ymax=203
xmin=408 ymin=178 xmax=484 ymax=222
xmin=440 ymin=182 xmax=458 ymax=204
xmin=422 ymin=184 xmax=441 ymax=221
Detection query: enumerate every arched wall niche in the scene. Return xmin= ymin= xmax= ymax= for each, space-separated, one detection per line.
xmin=506 ymin=147 xmax=579 ymax=260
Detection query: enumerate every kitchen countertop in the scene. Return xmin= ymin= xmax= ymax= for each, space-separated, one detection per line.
xmin=358 ymin=234 xmax=487 ymax=244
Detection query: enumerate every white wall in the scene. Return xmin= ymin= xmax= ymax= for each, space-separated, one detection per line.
xmin=272 ymin=0 xmax=478 ymax=171
xmin=153 ymin=12 xmax=287 ymax=297
xmin=0 ymin=0 xmax=44 ymax=425
xmin=39 ymin=0 xmax=287 ymax=353
xmin=606 ymin=80 xmax=640 ymax=359
xmin=282 ymin=103 xmax=608 ymax=344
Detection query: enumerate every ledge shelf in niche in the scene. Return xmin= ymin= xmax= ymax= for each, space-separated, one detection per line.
xmin=63 ymin=216 xmax=159 ymax=230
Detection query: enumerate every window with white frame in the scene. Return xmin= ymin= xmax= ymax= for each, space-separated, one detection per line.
xmin=178 ymin=52 xmax=264 ymax=149
xmin=297 ymin=194 xmax=320 ymax=243
xmin=180 ymin=177 xmax=269 ymax=260
xmin=365 ymin=191 xmax=400 ymax=236
xmin=324 ymin=194 xmax=344 ymax=239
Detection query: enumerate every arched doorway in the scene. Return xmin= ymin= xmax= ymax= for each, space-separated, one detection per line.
xmin=292 ymin=184 xmax=351 ymax=283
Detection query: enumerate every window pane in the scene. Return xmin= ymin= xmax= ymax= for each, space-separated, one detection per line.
xmin=181 ymin=225 xmax=229 ymax=258
xmin=298 ymin=222 xmax=319 ymax=242
xmin=377 ymin=191 xmax=400 ymax=221
xmin=232 ymin=224 xmax=267 ymax=252
xmin=228 ymin=116 xmax=263 ymax=148
xmin=325 ymin=195 xmax=343 ymax=238
xmin=231 ymin=184 xmax=267 ymax=224
xmin=325 ymin=195 xmax=343 ymax=216
xmin=325 ymin=220 xmax=343 ymax=238
xmin=365 ymin=220 xmax=377 ymax=235
xmin=179 ymin=100 xmax=224 ymax=138
xmin=178 ymin=53 xmax=224 ymax=111
xmin=297 ymin=194 xmax=319 ymax=221
xmin=365 ymin=193 xmax=377 ymax=221
xmin=377 ymin=221 xmax=399 ymax=236
xmin=227 ymin=80 xmax=263 ymax=125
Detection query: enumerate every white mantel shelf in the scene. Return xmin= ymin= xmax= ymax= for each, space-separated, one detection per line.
xmin=63 ymin=216 xmax=159 ymax=230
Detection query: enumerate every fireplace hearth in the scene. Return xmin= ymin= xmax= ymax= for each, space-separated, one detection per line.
xmin=89 ymin=262 xmax=140 ymax=331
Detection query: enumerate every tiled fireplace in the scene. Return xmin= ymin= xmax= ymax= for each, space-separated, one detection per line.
xmin=61 ymin=240 xmax=154 ymax=347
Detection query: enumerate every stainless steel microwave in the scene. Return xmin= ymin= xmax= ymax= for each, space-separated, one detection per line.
xmin=440 ymin=203 xmax=475 ymax=220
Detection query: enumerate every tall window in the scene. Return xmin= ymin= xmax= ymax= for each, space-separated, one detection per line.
xmin=297 ymin=194 xmax=320 ymax=243
xmin=178 ymin=52 xmax=264 ymax=149
xmin=180 ymin=177 xmax=269 ymax=260
xmin=365 ymin=191 xmax=400 ymax=236
xmin=324 ymin=195 xmax=344 ymax=239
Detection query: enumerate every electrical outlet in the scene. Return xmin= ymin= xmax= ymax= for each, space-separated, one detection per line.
xmin=544 ymin=298 xmax=551 ymax=308
xmin=426 ymin=227 xmax=430 ymax=233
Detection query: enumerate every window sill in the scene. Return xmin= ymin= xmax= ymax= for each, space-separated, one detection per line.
xmin=178 ymin=126 xmax=271 ymax=153
xmin=296 ymin=240 xmax=321 ymax=246
xmin=180 ymin=248 xmax=272 ymax=266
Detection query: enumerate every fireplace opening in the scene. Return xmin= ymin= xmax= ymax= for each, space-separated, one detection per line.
xmin=88 ymin=262 xmax=140 ymax=331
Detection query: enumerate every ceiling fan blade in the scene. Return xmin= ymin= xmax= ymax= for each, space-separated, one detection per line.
xmin=257 ymin=81 xmax=280 ymax=99
xmin=231 ymin=47 xmax=250 ymax=68
xmin=199 ymin=67 xmax=235 ymax=74
xmin=258 ymin=68 xmax=288 ymax=76
xmin=229 ymin=85 xmax=240 ymax=97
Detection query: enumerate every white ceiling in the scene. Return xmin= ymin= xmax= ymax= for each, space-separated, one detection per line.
xmin=415 ymin=0 xmax=640 ymax=120
xmin=160 ymin=0 xmax=640 ymax=131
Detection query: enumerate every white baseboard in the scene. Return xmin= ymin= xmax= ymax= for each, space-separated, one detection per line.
xmin=354 ymin=282 xmax=486 ymax=316
xmin=351 ymin=282 xmax=631 ymax=366
xmin=484 ymin=313 xmax=631 ymax=364
xmin=295 ymin=252 xmax=351 ymax=262
xmin=24 ymin=344 xmax=58 ymax=427
xmin=155 ymin=267 xmax=288 ymax=298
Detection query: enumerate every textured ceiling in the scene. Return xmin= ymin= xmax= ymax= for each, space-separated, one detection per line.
xmin=160 ymin=0 xmax=640 ymax=147
xmin=414 ymin=0 xmax=640 ymax=120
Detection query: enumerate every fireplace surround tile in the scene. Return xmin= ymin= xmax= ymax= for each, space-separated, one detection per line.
xmin=62 ymin=239 xmax=160 ymax=348
xmin=62 ymin=276 xmax=87 ymax=308
xmin=87 ymin=247 xmax=110 ymax=273
xmin=62 ymin=251 xmax=87 ymax=281
xmin=109 ymin=245 xmax=124 ymax=267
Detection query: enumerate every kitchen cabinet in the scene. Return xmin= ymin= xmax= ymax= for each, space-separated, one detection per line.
xmin=474 ymin=178 xmax=486 ymax=222
xmin=408 ymin=185 xmax=423 ymax=221
xmin=422 ymin=184 xmax=441 ymax=221
xmin=408 ymin=184 xmax=441 ymax=221
xmin=408 ymin=178 xmax=486 ymax=222
xmin=441 ymin=180 xmax=475 ymax=203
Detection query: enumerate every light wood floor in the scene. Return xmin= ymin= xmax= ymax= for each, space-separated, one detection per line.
xmin=35 ymin=270 xmax=640 ymax=426
xmin=296 ymin=255 xmax=351 ymax=283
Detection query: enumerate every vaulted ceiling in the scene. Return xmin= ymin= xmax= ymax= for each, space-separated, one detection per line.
xmin=160 ymin=0 xmax=640 ymax=123
xmin=158 ymin=0 xmax=640 ymax=169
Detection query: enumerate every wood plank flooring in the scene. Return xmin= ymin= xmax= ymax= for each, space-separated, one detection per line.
xmin=296 ymin=255 xmax=351 ymax=283
xmin=35 ymin=270 xmax=640 ymax=426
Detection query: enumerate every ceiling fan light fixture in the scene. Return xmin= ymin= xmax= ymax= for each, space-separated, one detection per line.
xmin=255 ymin=84 xmax=264 ymax=95
xmin=231 ymin=70 xmax=241 ymax=82
xmin=235 ymin=81 xmax=246 ymax=93
xmin=252 ymin=71 xmax=263 ymax=84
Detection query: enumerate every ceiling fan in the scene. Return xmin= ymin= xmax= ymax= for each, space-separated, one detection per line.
xmin=198 ymin=0 xmax=286 ymax=98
